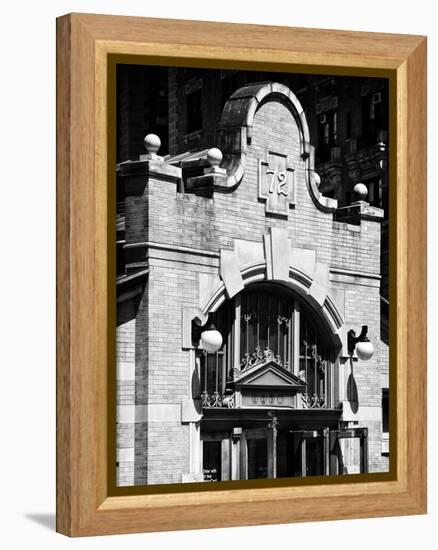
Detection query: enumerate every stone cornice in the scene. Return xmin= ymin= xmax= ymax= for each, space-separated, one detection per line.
xmin=117 ymin=158 xmax=182 ymax=182
xmin=335 ymin=201 xmax=384 ymax=223
xmin=124 ymin=240 xmax=219 ymax=258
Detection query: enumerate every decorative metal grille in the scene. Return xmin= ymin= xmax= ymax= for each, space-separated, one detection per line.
xmin=199 ymin=287 xmax=334 ymax=408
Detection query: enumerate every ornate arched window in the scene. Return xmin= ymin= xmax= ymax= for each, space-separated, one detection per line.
xmin=200 ymin=283 xmax=337 ymax=409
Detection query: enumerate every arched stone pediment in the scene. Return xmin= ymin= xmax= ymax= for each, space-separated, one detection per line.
xmin=235 ymin=356 xmax=307 ymax=392
xmin=202 ymin=263 xmax=344 ymax=353
xmin=198 ymin=228 xmax=346 ymax=354
xmin=215 ymin=81 xmax=337 ymax=213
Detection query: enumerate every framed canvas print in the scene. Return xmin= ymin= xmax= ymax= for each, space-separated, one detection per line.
xmin=56 ymin=13 xmax=427 ymax=536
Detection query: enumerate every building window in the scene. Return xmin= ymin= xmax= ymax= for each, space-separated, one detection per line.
xmin=186 ymin=88 xmax=202 ymax=134
xmin=299 ymin=311 xmax=333 ymax=409
xmin=362 ymin=90 xmax=387 ymax=146
xmin=317 ymin=110 xmax=337 ymax=162
xmin=240 ymin=290 xmax=291 ymax=368
xmin=200 ymin=284 xmax=336 ymax=409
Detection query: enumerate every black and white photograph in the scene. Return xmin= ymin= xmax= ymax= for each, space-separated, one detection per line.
xmin=2 ymin=0 xmax=435 ymax=544
xmin=115 ymin=64 xmax=390 ymax=487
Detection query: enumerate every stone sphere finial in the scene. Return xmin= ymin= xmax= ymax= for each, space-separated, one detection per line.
xmin=353 ymin=182 xmax=368 ymax=200
xmin=207 ymin=147 xmax=223 ymax=168
xmin=144 ymin=134 xmax=161 ymax=155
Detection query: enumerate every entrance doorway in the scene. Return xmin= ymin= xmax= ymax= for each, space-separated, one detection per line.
xmin=289 ymin=429 xmax=329 ymax=476
xmin=202 ymin=440 xmax=222 ymax=481
xmin=247 ymin=438 xmax=268 ymax=479
xmin=329 ymin=427 xmax=368 ymax=474
xmin=244 ymin=427 xmax=271 ymax=480
xmin=201 ymin=426 xmax=368 ymax=481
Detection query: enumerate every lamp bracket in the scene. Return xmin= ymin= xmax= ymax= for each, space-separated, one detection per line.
xmin=347 ymin=325 xmax=369 ymax=355
xmin=192 ymin=311 xmax=216 ymax=347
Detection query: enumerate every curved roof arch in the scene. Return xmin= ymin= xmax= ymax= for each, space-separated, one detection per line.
xmin=215 ymin=81 xmax=337 ymax=212
xmin=203 ymin=262 xmax=343 ymax=352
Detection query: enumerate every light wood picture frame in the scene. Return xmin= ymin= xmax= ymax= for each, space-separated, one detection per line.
xmin=56 ymin=13 xmax=427 ymax=536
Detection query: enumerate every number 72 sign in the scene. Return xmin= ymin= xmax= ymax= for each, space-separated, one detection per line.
xmin=258 ymin=151 xmax=295 ymax=217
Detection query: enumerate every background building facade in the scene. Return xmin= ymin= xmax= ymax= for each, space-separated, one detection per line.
xmin=115 ymin=67 xmax=389 ymax=486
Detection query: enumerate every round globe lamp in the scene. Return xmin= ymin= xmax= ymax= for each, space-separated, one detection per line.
xmin=356 ymin=340 xmax=374 ymax=361
xmin=347 ymin=325 xmax=375 ymax=361
xmin=200 ymin=323 xmax=223 ymax=353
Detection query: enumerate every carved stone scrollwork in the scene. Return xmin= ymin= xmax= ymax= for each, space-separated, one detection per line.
xmin=201 ymin=391 xmax=211 ymax=408
xmin=211 ymin=391 xmax=222 ymax=408
xmin=277 ymin=314 xmax=290 ymax=328
xmin=239 ymin=346 xmax=288 ymax=372
xmin=301 ymin=392 xmax=326 ymax=409
xmin=242 ymin=313 xmax=254 ymax=323
xmin=201 ymin=390 xmax=223 ymax=408
xmin=311 ymin=344 xmax=322 ymax=362
xmin=240 ymin=346 xmax=264 ymax=370
xmin=222 ymin=392 xmax=235 ymax=408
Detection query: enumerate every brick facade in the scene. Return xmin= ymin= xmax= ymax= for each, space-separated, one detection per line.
xmin=118 ymin=65 xmax=389 ymax=298
xmin=116 ymin=79 xmax=389 ymax=485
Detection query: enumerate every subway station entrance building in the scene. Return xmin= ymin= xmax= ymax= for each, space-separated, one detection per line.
xmin=116 ymin=82 xmax=388 ymax=486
